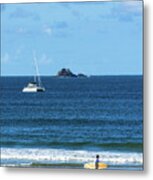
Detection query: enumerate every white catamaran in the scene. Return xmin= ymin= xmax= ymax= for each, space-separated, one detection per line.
xmin=22 ymin=52 xmax=45 ymax=92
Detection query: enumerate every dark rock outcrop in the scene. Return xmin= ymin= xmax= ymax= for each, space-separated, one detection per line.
xmin=57 ymin=68 xmax=87 ymax=78
xmin=57 ymin=68 xmax=77 ymax=77
xmin=77 ymin=73 xmax=87 ymax=78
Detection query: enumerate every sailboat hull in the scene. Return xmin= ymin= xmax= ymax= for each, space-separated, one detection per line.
xmin=22 ymin=87 xmax=45 ymax=92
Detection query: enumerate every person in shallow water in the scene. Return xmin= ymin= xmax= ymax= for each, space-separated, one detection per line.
xmin=95 ymin=154 xmax=100 ymax=169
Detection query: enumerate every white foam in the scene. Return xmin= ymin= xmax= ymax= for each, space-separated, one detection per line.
xmin=1 ymin=147 xmax=143 ymax=166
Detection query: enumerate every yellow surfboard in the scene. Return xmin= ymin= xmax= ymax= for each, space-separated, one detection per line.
xmin=84 ymin=162 xmax=108 ymax=169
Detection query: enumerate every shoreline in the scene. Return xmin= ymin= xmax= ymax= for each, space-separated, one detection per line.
xmin=1 ymin=147 xmax=143 ymax=169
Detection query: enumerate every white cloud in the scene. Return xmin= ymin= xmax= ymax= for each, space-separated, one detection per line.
xmin=43 ymin=25 xmax=52 ymax=36
xmin=16 ymin=48 xmax=22 ymax=56
xmin=17 ymin=27 xmax=27 ymax=34
xmin=14 ymin=47 xmax=24 ymax=60
xmin=1 ymin=53 xmax=10 ymax=64
xmin=123 ymin=0 xmax=142 ymax=13
xmin=39 ymin=54 xmax=52 ymax=65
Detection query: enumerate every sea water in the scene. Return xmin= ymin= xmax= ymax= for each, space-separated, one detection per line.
xmin=0 ymin=76 xmax=143 ymax=170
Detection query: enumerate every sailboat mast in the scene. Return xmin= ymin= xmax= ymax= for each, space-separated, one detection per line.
xmin=34 ymin=74 xmax=36 ymax=83
xmin=33 ymin=51 xmax=42 ymax=87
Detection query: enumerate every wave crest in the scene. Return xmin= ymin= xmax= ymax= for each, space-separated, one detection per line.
xmin=1 ymin=147 xmax=143 ymax=166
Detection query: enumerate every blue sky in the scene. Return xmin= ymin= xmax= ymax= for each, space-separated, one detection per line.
xmin=1 ymin=1 xmax=143 ymax=76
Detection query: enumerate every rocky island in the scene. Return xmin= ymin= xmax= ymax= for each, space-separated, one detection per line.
xmin=57 ymin=68 xmax=87 ymax=78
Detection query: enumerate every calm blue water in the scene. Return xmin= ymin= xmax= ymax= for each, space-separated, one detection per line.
xmin=0 ymin=76 xmax=143 ymax=169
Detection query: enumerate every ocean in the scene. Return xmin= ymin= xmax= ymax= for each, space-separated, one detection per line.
xmin=0 ymin=76 xmax=143 ymax=170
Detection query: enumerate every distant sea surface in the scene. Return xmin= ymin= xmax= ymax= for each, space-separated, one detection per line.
xmin=0 ymin=76 xmax=143 ymax=170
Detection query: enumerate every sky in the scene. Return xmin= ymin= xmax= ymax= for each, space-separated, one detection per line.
xmin=1 ymin=1 xmax=143 ymax=76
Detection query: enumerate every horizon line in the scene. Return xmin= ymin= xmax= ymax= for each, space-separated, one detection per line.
xmin=0 ymin=74 xmax=143 ymax=77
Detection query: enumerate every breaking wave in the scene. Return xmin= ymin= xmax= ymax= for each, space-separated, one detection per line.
xmin=1 ymin=147 xmax=143 ymax=167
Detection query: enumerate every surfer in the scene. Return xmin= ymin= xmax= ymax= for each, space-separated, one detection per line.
xmin=95 ymin=154 xmax=100 ymax=169
xmin=84 ymin=155 xmax=107 ymax=169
